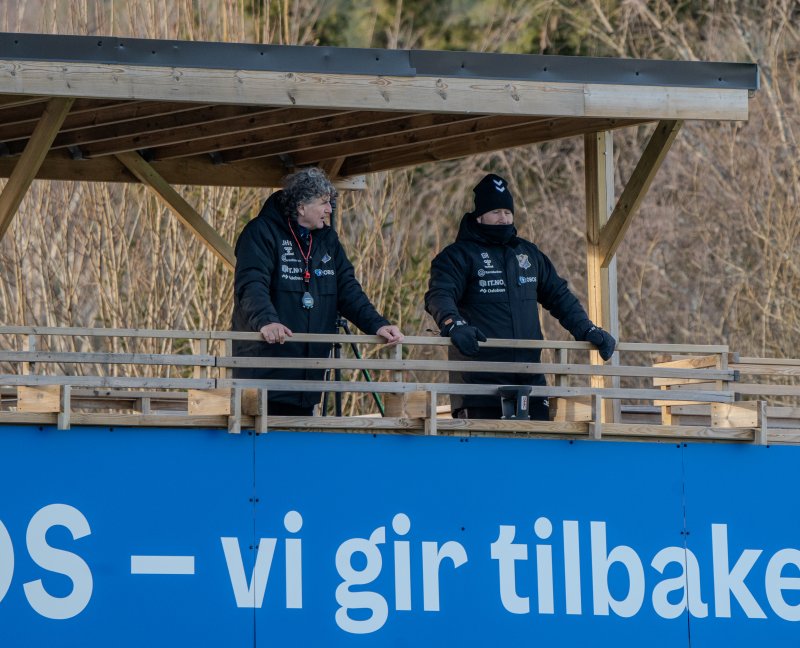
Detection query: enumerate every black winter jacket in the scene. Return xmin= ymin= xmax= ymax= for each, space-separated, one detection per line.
xmin=232 ymin=191 xmax=389 ymax=408
xmin=425 ymin=213 xmax=594 ymax=410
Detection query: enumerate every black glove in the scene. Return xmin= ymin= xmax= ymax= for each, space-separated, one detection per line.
xmin=583 ymin=325 xmax=616 ymax=361
xmin=441 ymin=320 xmax=487 ymax=357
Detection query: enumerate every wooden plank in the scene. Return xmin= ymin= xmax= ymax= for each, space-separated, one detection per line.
xmin=188 ymin=388 xmax=232 ymax=415
xmin=0 ymin=325 xmax=734 ymax=354
xmin=219 ymin=356 xmax=737 ymax=380
xmin=0 ymin=100 xmax=211 ymax=146
xmin=0 ymin=351 xmax=215 ymax=366
xmin=551 ymin=396 xmax=593 ymax=422
xmin=77 ymin=107 xmax=329 ymax=158
xmin=384 ymin=392 xmax=428 ymax=418
xmin=733 ymin=364 xmax=800 ymax=377
xmin=734 ymin=384 xmax=800 ymax=397
xmin=0 ymin=97 xmax=74 ymax=240
xmin=0 ymin=60 xmax=750 ymax=120
xmin=17 ymin=385 xmax=60 ymax=413
xmin=584 ymin=85 xmax=748 ymax=121
xmin=711 ymin=401 xmax=766 ymax=444
xmin=153 ymin=110 xmax=396 ymax=161
xmin=735 ymin=357 xmax=800 ymax=366
xmin=0 ymin=151 xmax=289 ymax=187
xmin=115 ymin=151 xmax=235 ymax=269
xmin=260 ymin=114 xmax=548 ymax=166
xmin=655 ymin=354 xmax=725 ymax=369
xmin=195 ymin=110 xmax=420 ymax=163
xmin=598 ymin=120 xmax=683 ymax=267
xmin=0 ymin=375 xmax=214 ymax=389
xmin=341 ymin=117 xmax=646 ymax=175
xmin=220 ymin=378 xmax=735 ymax=402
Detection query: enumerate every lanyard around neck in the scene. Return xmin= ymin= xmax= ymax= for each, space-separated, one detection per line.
xmin=288 ymin=219 xmax=313 ymax=284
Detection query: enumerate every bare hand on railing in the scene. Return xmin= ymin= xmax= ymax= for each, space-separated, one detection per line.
xmin=260 ymin=322 xmax=293 ymax=344
xmin=376 ymin=324 xmax=404 ymax=346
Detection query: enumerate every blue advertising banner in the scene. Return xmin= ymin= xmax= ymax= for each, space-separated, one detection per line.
xmin=0 ymin=426 xmax=798 ymax=647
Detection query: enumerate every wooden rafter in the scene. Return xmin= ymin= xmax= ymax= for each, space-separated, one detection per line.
xmin=115 ymin=151 xmax=236 ymax=269
xmin=224 ymin=112 xmax=488 ymax=164
xmin=0 ymin=153 xmax=286 ymax=187
xmin=150 ymin=109 xmax=374 ymax=160
xmin=0 ymin=96 xmax=74 ymax=241
xmin=598 ymin=120 xmax=683 ymax=267
xmin=340 ymin=117 xmax=646 ymax=175
xmin=0 ymin=100 xmax=209 ymax=144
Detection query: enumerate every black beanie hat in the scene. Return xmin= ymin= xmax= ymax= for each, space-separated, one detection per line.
xmin=472 ymin=173 xmax=514 ymax=217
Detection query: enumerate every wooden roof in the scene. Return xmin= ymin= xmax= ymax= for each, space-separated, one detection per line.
xmin=0 ymin=32 xmax=758 ymax=187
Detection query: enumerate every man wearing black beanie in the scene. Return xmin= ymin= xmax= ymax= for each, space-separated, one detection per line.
xmin=425 ymin=173 xmax=616 ymax=420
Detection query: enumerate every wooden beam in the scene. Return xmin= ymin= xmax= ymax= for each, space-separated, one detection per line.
xmin=76 ymin=106 xmax=308 ymax=158
xmin=0 ymin=152 xmax=364 ymax=189
xmin=0 ymin=96 xmax=74 ymax=240
xmin=221 ymin=112 xmax=483 ymax=163
xmin=115 ymin=151 xmax=235 ymax=269
xmin=0 ymin=99 xmax=150 ymax=140
xmin=0 ymin=100 xmax=211 ymax=145
xmin=598 ymin=120 xmax=683 ymax=267
xmin=214 ymin=110 xmax=417 ymax=164
xmin=584 ymin=130 xmax=619 ymax=422
xmin=288 ymin=114 xmax=539 ymax=166
xmin=0 ymin=60 xmax=751 ymax=120
xmin=341 ymin=117 xmax=645 ymax=176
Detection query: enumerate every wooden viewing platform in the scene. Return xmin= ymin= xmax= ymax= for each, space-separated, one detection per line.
xmin=1 ymin=326 xmax=798 ymax=445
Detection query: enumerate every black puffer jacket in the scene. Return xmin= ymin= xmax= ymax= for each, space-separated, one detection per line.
xmin=232 ymin=191 xmax=389 ymax=408
xmin=425 ymin=213 xmax=594 ymax=410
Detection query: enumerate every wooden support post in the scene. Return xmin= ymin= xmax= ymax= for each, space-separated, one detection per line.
xmin=58 ymin=385 xmax=71 ymax=430
xmin=425 ymin=390 xmax=438 ymax=436
xmin=228 ymin=387 xmax=242 ymax=435
xmin=584 ymin=131 xmax=619 ymax=422
xmin=115 ymin=151 xmax=236 ymax=270
xmin=0 ymin=97 xmax=74 ymax=241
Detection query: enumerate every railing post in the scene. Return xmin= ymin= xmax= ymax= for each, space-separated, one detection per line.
xmin=425 ymin=389 xmax=438 ymax=436
xmin=58 ymin=385 xmax=71 ymax=430
xmin=228 ymin=387 xmax=242 ymax=434
xmin=589 ymin=394 xmax=603 ymax=440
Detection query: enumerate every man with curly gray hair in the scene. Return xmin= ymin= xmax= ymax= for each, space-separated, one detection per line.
xmin=232 ymin=166 xmax=403 ymax=415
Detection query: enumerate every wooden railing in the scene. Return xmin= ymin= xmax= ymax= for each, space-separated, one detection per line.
xmin=1 ymin=326 xmax=797 ymax=444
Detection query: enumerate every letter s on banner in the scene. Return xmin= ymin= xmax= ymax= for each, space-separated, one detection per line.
xmin=0 ymin=519 xmax=13 ymax=604
xmin=23 ymin=504 xmax=93 ymax=620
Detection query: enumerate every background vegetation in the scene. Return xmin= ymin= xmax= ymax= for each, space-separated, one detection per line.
xmin=1 ymin=1 xmax=798 ymax=410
